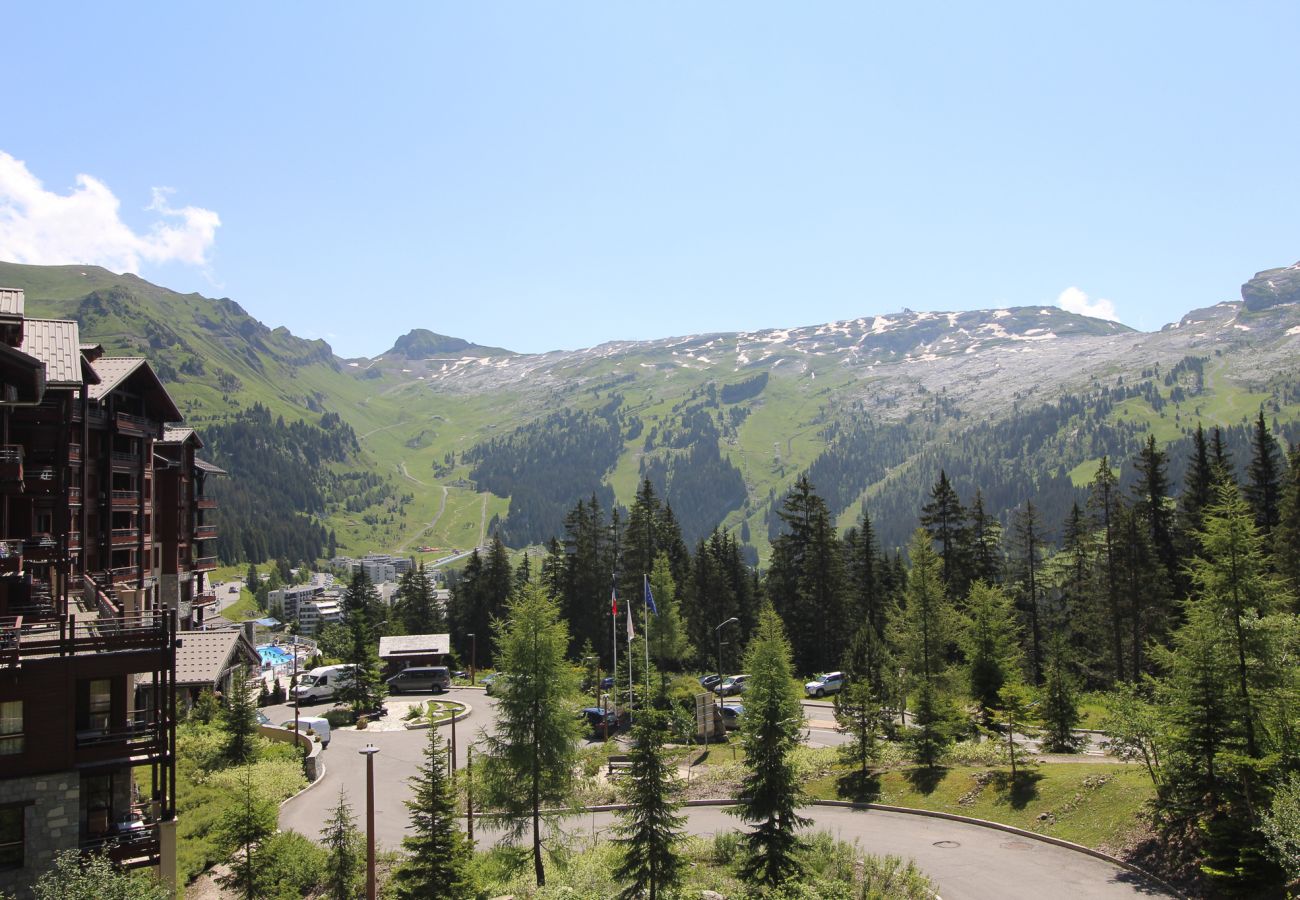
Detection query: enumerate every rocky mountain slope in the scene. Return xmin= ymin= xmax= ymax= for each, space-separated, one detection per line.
xmin=2 ymin=259 xmax=1298 ymax=562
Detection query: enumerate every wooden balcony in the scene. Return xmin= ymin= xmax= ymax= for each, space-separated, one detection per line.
xmin=195 ymin=496 xmax=217 ymax=509
xmin=194 ymin=524 xmax=218 ymax=540
xmin=68 ymin=443 xmax=82 ymax=462
xmin=111 ymin=489 xmax=140 ymax=507
xmin=109 ymin=566 xmax=140 ymax=585
xmin=193 ymin=556 xmax=217 ymax=572
xmin=23 ymin=534 xmax=57 ymax=562
xmin=68 ymin=531 xmax=81 ymax=551
xmin=111 ymin=451 xmax=142 ymax=470
xmin=23 ymin=465 xmax=57 ymax=494
xmin=68 ymin=485 xmax=82 ymax=505
xmin=4 ymin=611 xmax=172 ymax=661
xmin=115 ymin=412 xmax=153 ymax=436
xmin=0 ymin=444 xmax=23 ymax=491
xmin=194 ymin=591 xmax=217 ymax=608
xmin=111 ymin=527 xmax=139 ymax=546
xmin=81 ymin=806 xmax=162 ymax=870
xmin=76 ymin=712 xmax=167 ymax=766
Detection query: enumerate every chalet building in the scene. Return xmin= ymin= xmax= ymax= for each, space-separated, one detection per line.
xmin=0 ymin=288 xmax=219 ymax=897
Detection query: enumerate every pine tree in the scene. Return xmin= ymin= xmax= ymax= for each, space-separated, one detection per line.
xmin=646 ymin=553 xmax=692 ymax=668
xmin=393 ymin=719 xmax=475 ymax=899
xmin=1246 ymin=408 xmax=1285 ymax=539
xmin=1010 ymin=501 xmax=1045 ymax=684
xmin=998 ymin=682 xmax=1036 ymax=781
xmin=895 ymin=531 xmax=959 ymax=768
xmin=731 ymin=607 xmax=810 ymax=886
xmin=1133 ymin=434 xmax=1180 ymax=597
xmin=1087 ymin=457 xmax=1127 ymax=681
xmin=320 ymin=788 xmax=362 ymax=900
xmin=480 ymin=583 xmax=581 ymax=886
xmin=1275 ymin=444 xmax=1300 ymax=597
xmin=215 ymin=767 xmax=277 ymax=900
xmin=834 ymin=678 xmax=885 ymax=787
xmin=222 ymin=666 xmax=259 ymax=765
xmin=1039 ymin=639 xmax=1080 ymax=753
xmin=1181 ymin=424 xmax=1215 ymax=535
xmin=1211 ymin=426 xmax=1236 ymax=487
xmin=920 ymin=470 xmax=970 ymax=598
xmin=962 ymin=581 xmax=1023 ymax=717
xmin=613 ymin=711 xmax=686 ymax=900
xmin=339 ymin=572 xmax=386 ymax=715
xmin=968 ymin=490 xmax=1004 ymax=586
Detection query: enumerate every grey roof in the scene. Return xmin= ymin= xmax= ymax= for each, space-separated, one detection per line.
xmin=194 ymin=457 xmax=226 ymax=475
xmin=161 ymin=426 xmax=197 ymax=444
xmin=379 ymin=633 xmax=451 ymax=658
xmin=87 ymin=357 xmax=147 ymax=400
xmin=173 ymin=628 xmax=259 ymax=686
xmin=18 ymin=318 xmax=83 ymax=386
xmin=0 ymin=288 xmax=24 ymax=319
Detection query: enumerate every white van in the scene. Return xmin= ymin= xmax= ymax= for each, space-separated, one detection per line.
xmin=292 ymin=665 xmax=355 ymax=703
xmin=280 ymin=716 xmax=331 ymax=748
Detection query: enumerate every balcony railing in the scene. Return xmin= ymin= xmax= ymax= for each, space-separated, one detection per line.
xmin=81 ymin=807 xmax=161 ymax=869
xmin=111 ymin=528 xmax=140 ymax=546
xmin=68 ymin=443 xmax=82 ymax=462
xmin=195 ymin=496 xmax=217 ymax=509
xmin=76 ymin=712 xmax=165 ymax=766
xmin=115 ymin=412 xmax=153 ymax=435
xmin=23 ymin=534 xmax=57 ymax=562
xmin=68 ymin=531 xmax=81 ymax=551
xmin=194 ymin=591 xmax=217 ymax=607
xmin=194 ymin=524 xmax=218 ymax=540
xmin=0 ymin=444 xmax=22 ymax=486
xmin=111 ymin=489 xmax=140 ymax=506
xmin=193 ymin=556 xmax=217 ymax=572
xmin=109 ymin=566 xmax=140 ymax=585
xmin=4 ymin=611 xmax=173 ymax=660
xmin=111 ymin=451 xmax=141 ymax=468
xmin=68 ymin=485 xmax=82 ymax=505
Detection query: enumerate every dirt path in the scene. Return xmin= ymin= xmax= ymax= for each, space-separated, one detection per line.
xmin=478 ymin=493 xmax=488 ymax=546
xmin=360 ymin=421 xmax=403 ymax=439
xmin=398 ymin=460 xmax=427 ymax=487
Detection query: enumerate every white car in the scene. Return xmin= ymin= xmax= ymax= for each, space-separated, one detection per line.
xmin=804 ymin=671 xmax=846 ymax=698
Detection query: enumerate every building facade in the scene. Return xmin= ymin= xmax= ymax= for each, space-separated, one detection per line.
xmin=0 ymin=289 xmax=216 ymax=896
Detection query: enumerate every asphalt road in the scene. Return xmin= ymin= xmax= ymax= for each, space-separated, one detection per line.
xmin=274 ymin=689 xmax=1168 ymax=899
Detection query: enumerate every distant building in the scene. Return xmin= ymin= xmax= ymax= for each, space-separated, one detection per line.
xmin=377 ymin=633 xmax=451 ymax=675
xmin=299 ymin=598 xmax=343 ymax=635
xmin=268 ymin=583 xmax=324 ymax=620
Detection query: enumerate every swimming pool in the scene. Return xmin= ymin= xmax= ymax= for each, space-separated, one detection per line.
xmin=257 ymin=645 xmax=294 ymax=666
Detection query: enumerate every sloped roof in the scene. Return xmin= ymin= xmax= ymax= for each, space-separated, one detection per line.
xmin=88 ymin=356 xmax=182 ymax=421
xmin=0 ymin=288 xmax=24 ymax=319
xmin=160 ymin=426 xmax=202 ymax=447
xmin=194 ymin=457 xmax=226 ymax=475
xmin=173 ymin=628 xmax=259 ymax=686
xmin=18 ymin=318 xmax=83 ymax=386
xmin=0 ymin=342 xmax=45 ymax=403
xmin=378 ymin=633 xmax=451 ymax=658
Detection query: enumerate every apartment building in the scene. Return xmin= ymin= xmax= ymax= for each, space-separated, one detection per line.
xmin=0 ymin=288 xmax=216 ymax=897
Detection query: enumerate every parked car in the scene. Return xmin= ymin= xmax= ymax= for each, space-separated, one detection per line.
xmin=292 ymin=665 xmax=356 ymax=703
xmin=255 ymin=710 xmax=270 ymax=726
xmin=719 ymin=703 xmax=745 ymax=730
xmin=280 ymin=715 xmax=332 ymax=748
xmin=386 ymin=666 xmax=452 ymax=694
xmin=577 ymin=706 xmax=617 ymax=735
xmin=699 ymin=674 xmax=722 ymax=692
xmin=804 ymin=671 xmax=846 ymax=698
xmin=483 ymin=673 xmax=506 ymax=695
xmin=714 ymin=674 xmax=750 ymax=697
xmin=600 ymin=675 xmax=615 ymax=690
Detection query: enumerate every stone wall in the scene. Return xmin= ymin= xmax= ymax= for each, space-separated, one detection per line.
xmin=0 ymin=771 xmax=79 ymax=898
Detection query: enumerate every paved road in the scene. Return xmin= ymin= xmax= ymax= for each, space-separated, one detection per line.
xmin=487 ymin=805 xmax=1170 ymax=900
xmin=276 ymin=691 xmax=1163 ymax=899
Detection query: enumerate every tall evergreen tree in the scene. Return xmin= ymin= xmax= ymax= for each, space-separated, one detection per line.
xmin=646 ymin=552 xmax=692 ymax=668
xmin=320 ymin=788 xmax=362 ymax=900
xmin=1087 ymin=457 xmax=1127 ymax=681
xmin=1246 ymin=408 xmax=1285 ymax=540
xmin=962 ymin=581 xmax=1023 ymax=717
xmin=1039 ymin=638 xmax=1081 ymax=753
xmin=967 ymin=490 xmax=1004 ymax=587
xmin=396 ymin=563 xmax=443 ymax=635
xmin=1211 ymin=426 xmax=1236 ymax=487
xmin=834 ymin=678 xmax=886 ymax=786
xmin=480 ymin=583 xmax=582 ymax=887
xmin=1181 ymin=424 xmax=1216 ymax=534
xmin=1133 ymin=434 xmax=1180 ymax=596
xmin=339 ymin=570 xmax=386 ymax=714
xmin=1275 ymin=444 xmax=1300 ymax=598
xmin=731 ymin=607 xmax=810 ymax=886
xmin=1010 ymin=501 xmax=1045 ymax=684
xmin=920 ymin=470 xmax=970 ymax=598
xmin=895 ymin=530 xmax=959 ymax=768
xmin=215 ymin=767 xmax=278 ymax=900
xmin=222 ymin=666 xmax=259 ymax=765
xmin=393 ymin=717 xmax=476 ymax=899
xmin=613 ymin=710 xmax=687 ymax=900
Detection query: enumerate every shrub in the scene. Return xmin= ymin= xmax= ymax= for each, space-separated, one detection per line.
xmin=258 ymin=831 xmax=327 ymax=900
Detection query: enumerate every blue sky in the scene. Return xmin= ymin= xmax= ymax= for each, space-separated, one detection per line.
xmin=3 ymin=3 xmax=1299 ymax=357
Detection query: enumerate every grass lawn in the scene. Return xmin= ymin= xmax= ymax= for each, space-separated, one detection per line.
xmin=222 ymin=588 xmax=263 ymax=621
xmin=806 ymin=761 xmax=1153 ymax=851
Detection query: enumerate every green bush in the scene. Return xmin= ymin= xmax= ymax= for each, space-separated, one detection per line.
xmin=258 ymin=831 xmax=327 ymax=900
xmin=325 ymin=708 xmax=355 ymax=729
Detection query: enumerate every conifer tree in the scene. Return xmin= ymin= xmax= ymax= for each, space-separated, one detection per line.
xmin=320 ymin=787 xmax=362 ymax=900
xmin=1181 ymin=424 xmax=1215 ymax=535
xmin=920 ymin=470 xmax=970 ymax=598
xmin=732 ymin=607 xmax=809 ymax=886
xmin=834 ymin=678 xmax=885 ymax=785
xmin=1039 ymin=638 xmax=1080 ymax=753
xmin=646 ymin=552 xmax=692 ymax=668
xmin=968 ymin=490 xmax=1004 ymax=586
xmin=480 ymin=583 xmax=581 ymax=886
xmin=1246 ymin=408 xmax=1285 ymax=539
xmin=339 ymin=570 xmax=386 ymax=714
xmin=1010 ymin=501 xmax=1045 ymax=684
xmin=222 ymin=666 xmax=259 ymax=765
xmin=1275 ymin=444 xmax=1300 ymax=597
xmin=1211 ymin=426 xmax=1236 ymax=487
xmin=215 ymin=767 xmax=277 ymax=900
xmin=397 ymin=563 xmax=442 ymax=635
xmin=962 ymin=581 xmax=1023 ymax=717
xmin=1133 ymin=434 xmax=1180 ymax=596
xmin=613 ymin=710 xmax=686 ymax=900
xmin=895 ymin=531 xmax=959 ymax=768
xmin=1087 ymin=457 xmax=1126 ymax=680
xmin=393 ymin=719 xmax=475 ymax=899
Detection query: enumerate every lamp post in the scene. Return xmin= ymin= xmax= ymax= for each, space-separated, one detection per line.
xmin=898 ymin=666 xmax=908 ymax=728
xmin=292 ymin=634 xmax=300 ymax=756
xmin=358 ymin=744 xmax=379 ymax=900
xmin=468 ymin=632 xmax=477 ymax=685
xmin=714 ymin=617 xmax=738 ymax=741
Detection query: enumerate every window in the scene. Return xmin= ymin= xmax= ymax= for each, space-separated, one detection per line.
xmin=0 ymin=805 xmax=22 ymax=870
xmin=77 ymin=680 xmax=112 ymax=732
xmin=0 ymin=701 xmax=21 ymax=755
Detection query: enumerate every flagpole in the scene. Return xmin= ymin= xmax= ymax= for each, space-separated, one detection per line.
xmin=643 ymin=574 xmax=651 ymax=704
xmin=626 ymin=596 xmax=634 ymax=727
xmin=611 ymin=579 xmax=618 ymax=733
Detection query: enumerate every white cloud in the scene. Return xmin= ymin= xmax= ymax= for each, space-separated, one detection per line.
xmin=1056 ymin=286 xmax=1120 ymax=322
xmin=0 ymin=151 xmax=219 ymax=273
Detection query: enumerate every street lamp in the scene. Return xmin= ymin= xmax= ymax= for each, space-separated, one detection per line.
xmin=358 ymin=744 xmax=379 ymax=900
xmin=467 ymin=632 xmax=477 ymax=685
xmin=714 ymin=617 xmax=739 ymax=741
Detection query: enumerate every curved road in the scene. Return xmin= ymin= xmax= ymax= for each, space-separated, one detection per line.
xmin=274 ymin=689 xmax=1168 ymax=899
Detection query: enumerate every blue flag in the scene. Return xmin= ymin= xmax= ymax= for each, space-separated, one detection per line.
xmin=644 ymin=577 xmax=658 ymax=615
